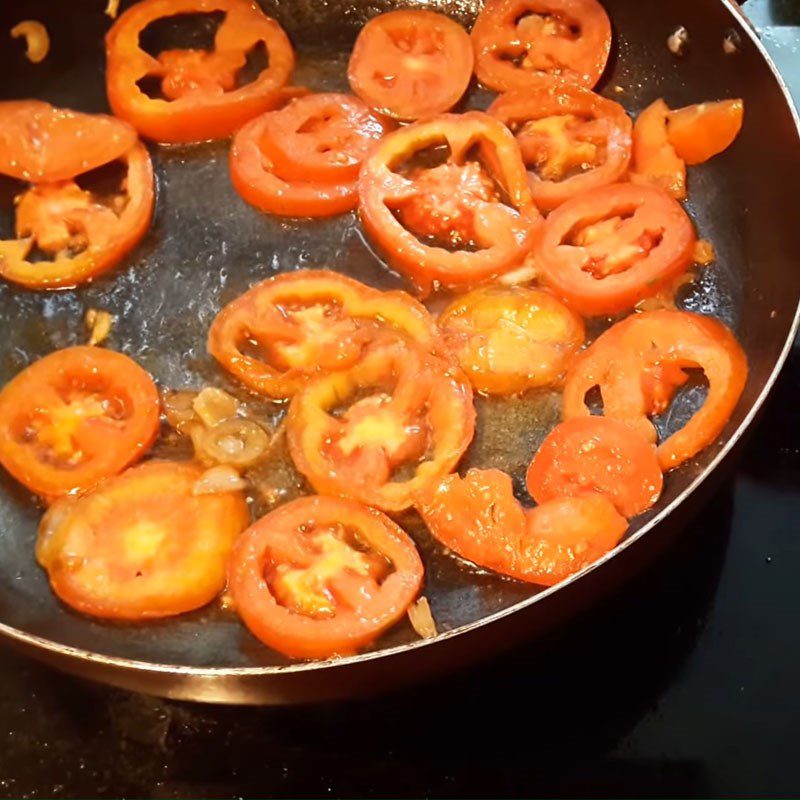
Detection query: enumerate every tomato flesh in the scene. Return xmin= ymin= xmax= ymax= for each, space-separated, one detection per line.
xmin=667 ymin=99 xmax=744 ymax=165
xmin=631 ymin=99 xmax=686 ymax=200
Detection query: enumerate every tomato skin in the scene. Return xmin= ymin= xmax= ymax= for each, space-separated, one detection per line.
xmin=488 ymin=83 xmax=632 ymax=211
xmin=417 ymin=467 xmax=626 ymax=586
xmin=228 ymin=495 xmax=423 ymax=659
xmin=348 ymin=10 xmax=474 ymax=121
xmin=526 ymin=416 xmax=663 ymax=517
xmin=359 ymin=111 xmax=541 ymax=293
xmin=471 ymin=0 xmax=611 ymax=92
xmin=0 ymin=347 xmax=161 ymax=498
xmin=208 ymin=269 xmax=441 ymax=399
xmin=667 ymin=99 xmax=744 ymax=165
xmin=562 ymin=310 xmax=748 ymax=470
xmin=0 ymin=143 xmax=155 ymax=290
xmin=438 ymin=286 xmax=585 ymax=395
xmin=105 ymin=0 xmax=295 ymax=143
xmin=0 ymin=101 xmax=138 ymax=183
xmin=37 ymin=460 xmax=249 ymax=620
xmin=535 ymin=182 xmax=696 ymax=316
xmin=631 ymin=99 xmax=686 ymax=200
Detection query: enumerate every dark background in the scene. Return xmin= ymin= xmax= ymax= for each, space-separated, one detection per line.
xmin=2 ymin=0 xmax=800 ymax=797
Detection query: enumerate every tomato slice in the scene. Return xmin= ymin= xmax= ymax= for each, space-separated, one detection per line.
xmin=562 ymin=310 xmax=748 ymax=470
xmin=0 ymin=143 xmax=155 ymax=290
xmin=438 ymin=286 xmax=585 ymax=395
xmin=488 ymin=82 xmax=632 ymax=211
xmin=417 ymin=468 xmax=626 ymax=586
xmin=667 ymin=99 xmax=744 ymax=166
xmin=258 ymin=94 xmax=393 ymax=184
xmin=347 ymin=10 xmax=474 ymax=121
xmin=359 ymin=111 xmax=540 ymax=293
xmin=471 ymin=0 xmax=611 ymax=92
xmin=228 ymin=495 xmax=423 ymax=659
xmin=526 ymin=416 xmax=662 ymax=517
xmin=0 ymin=101 xmax=138 ymax=183
xmin=0 ymin=347 xmax=160 ymax=498
xmin=287 ymin=341 xmax=475 ymax=512
xmin=208 ymin=269 xmax=442 ymax=399
xmin=535 ymin=182 xmax=696 ymax=316
xmin=105 ymin=0 xmax=296 ymax=143
xmin=631 ymin=99 xmax=686 ymax=200
xmin=36 ymin=460 xmax=249 ymax=620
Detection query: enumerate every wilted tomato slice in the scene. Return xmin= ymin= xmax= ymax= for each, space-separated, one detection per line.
xmin=36 ymin=460 xmax=249 ymax=620
xmin=287 ymin=341 xmax=475 ymax=512
xmin=526 ymin=417 xmax=662 ymax=517
xmin=0 ymin=347 xmax=160 ymax=498
xmin=488 ymin=82 xmax=632 ymax=211
xmin=0 ymin=100 xmax=138 ymax=183
xmin=359 ymin=111 xmax=540 ymax=293
xmin=471 ymin=0 xmax=611 ymax=92
xmin=438 ymin=286 xmax=585 ymax=395
xmin=667 ymin=99 xmax=744 ymax=165
xmin=417 ymin=468 xmax=626 ymax=586
xmin=535 ymin=182 xmax=696 ymax=316
xmin=631 ymin=99 xmax=686 ymax=200
xmin=347 ymin=10 xmax=473 ymax=121
xmin=208 ymin=269 xmax=441 ymax=399
xmin=228 ymin=495 xmax=423 ymax=659
xmin=105 ymin=0 xmax=296 ymax=143
xmin=562 ymin=310 xmax=748 ymax=470
xmin=0 ymin=143 xmax=155 ymax=290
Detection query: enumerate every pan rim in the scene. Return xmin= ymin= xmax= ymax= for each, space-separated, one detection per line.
xmin=1 ymin=0 xmax=799 ymax=681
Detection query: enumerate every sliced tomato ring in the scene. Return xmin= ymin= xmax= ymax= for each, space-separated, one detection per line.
xmin=667 ymin=98 xmax=744 ymax=166
xmin=208 ymin=269 xmax=442 ymax=399
xmin=438 ymin=286 xmax=585 ymax=395
xmin=417 ymin=468 xmax=627 ymax=586
xmin=0 ymin=347 xmax=160 ymax=498
xmin=359 ymin=111 xmax=541 ymax=293
xmin=105 ymin=0 xmax=295 ymax=143
xmin=535 ymin=182 xmax=696 ymax=316
xmin=631 ymin=99 xmax=687 ymax=200
xmin=488 ymin=82 xmax=632 ymax=211
xmin=347 ymin=10 xmax=474 ymax=121
xmin=36 ymin=460 xmax=249 ymax=620
xmin=526 ymin=416 xmax=662 ymax=517
xmin=228 ymin=495 xmax=423 ymax=659
xmin=258 ymin=93 xmax=393 ymax=184
xmin=230 ymin=113 xmax=358 ymax=217
xmin=562 ymin=310 xmax=749 ymax=470
xmin=0 ymin=100 xmax=138 ymax=183
xmin=471 ymin=0 xmax=611 ymax=92
xmin=0 ymin=143 xmax=155 ymax=290
xmin=287 ymin=341 xmax=475 ymax=512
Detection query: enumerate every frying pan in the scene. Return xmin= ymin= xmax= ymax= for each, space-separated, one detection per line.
xmin=0 ymin=0 xmax=798 ymax=705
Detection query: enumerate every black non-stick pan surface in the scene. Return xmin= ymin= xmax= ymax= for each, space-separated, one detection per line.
xmin=0 ymin=0 xmax=799 ymax=703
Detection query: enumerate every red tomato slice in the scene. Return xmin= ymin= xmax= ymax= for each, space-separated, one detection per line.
xmin=488 ymin=81 xmax=632 ymax=211
xmin=208 ymin=269 xmax=442 ymax=399
xmin=0 ymin=143 xmax=155 ymax=290
xmin=359 ymin=111 xmax=541 ymax=293
xmin=535 ymin=182 xmax=696 ymax=316
xmin=0 ymin=101 xmax=138 ymax=183
xmin=228 ymin=495 xmax=424 ymax=659
xmin=0 ymin=347 xmax=160 ymax=498
xmin=258 ymin=94 xmax=393 ymax=184
xmin=36 ymin=460 xmax=249 ymax=620
xmin=417 ymin=468 xmax=627 ymax=586
xmin=526 ymin=416 xmax=663 ymax=517
xmin=438 ymin=286 xmax=585 ymax=395
xmin=562 ymin=310 xmax=748 ymax=470
xmin=105 ymin=0 xmax=296 ymax=143
xmin=631 ymin=99 xmax=686 ymax=200
xmin=667 ymin=99 xmax=744 ymax=166
xmin=347 ymin=10 xmax=474 ymax=121
xmin=471 ymin=0 xmax=611 ymax=92
xmin=287 ymin=340 xmax=475 ymax=512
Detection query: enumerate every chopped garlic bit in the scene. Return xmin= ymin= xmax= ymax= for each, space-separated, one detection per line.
xmin=105 ymin=0 xmax=121 ymax=19
xmin=693 ymin=238 xmax=716 ymax=266
xmin=84 ymin=308 xmax=114 ymax=346
xmin=192 ymin=387 xmax=239 ymax=428
xmin=499 ymin=259 xmax=538 ymax=287
xmin=193 ymin=464 xmax=248 ymax=496
xmin=11 ymin=20 xmax=50 ymax=64
xmin=667 ymin=25 xmax=689 ymax=56
xmin=723 ymin=30 xmax=741 ymax=55
xmin=408 ymin=596 xmax=438 ymax=640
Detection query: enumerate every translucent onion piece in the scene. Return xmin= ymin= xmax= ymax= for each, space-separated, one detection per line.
xmin=195 ymin=418 xmax=270 ymax=468
xmin=11 ymin=21 xmax=50 ymax=64
xmin=407 ymin=596 xmax=437 ymax=639
xmin=192 ymin=387 xmax=240 ymax=428
xmin=193 ymin=464 xmax=248 ymax=496
xmin=162 ymin=390 xmax=199 ymax=431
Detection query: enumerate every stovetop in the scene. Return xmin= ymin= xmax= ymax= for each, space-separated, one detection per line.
xmin=1 ymin=1 xmax=800 ymax=797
